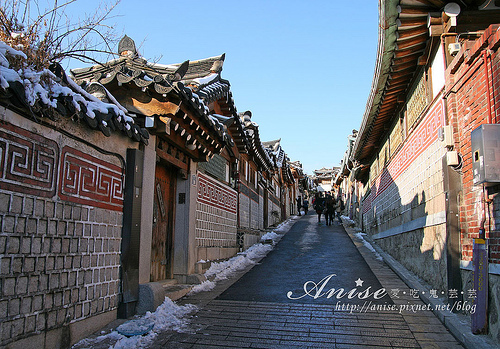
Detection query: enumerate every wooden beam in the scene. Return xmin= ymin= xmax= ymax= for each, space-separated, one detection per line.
xmin=156 ymin=138 xmax=189 ymax=171
xmin=109 ymin=85 xmax=181 ymax=116
xmin=391 ymin=61 xmax=416 ymax=73
xmin=411 ymin=0 xmax=445 ymax=7
xmin=397 ymin=5 xmax=434 ymax=15
xmin=397 ymin=17 xmax=427 ymax=28
xmin=156 ymin=126 xmax=201 ymax=160
xmin=394 ymin=44 xmax=426 ymax=58
xmin=393 ymin=53 xmax=421 ymax=65
xmin=456 ymin=10 xmax=500 ymax=33
xmin=429 ymin=24 xmax=444 ymax=36
xmin=176 ymin=105 xmax=221 ymax=154
xmin=396 ymin=35 xmax=429 ymax=50
xmin=397 ymin=26 xmax=428 ymax=40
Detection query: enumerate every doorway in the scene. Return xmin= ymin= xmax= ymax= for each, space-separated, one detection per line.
xmin=151 ymin=163 xmax=176 ymax=281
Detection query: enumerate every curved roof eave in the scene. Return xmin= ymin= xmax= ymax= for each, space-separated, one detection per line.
xmin=351 ymin=0 xmax=400 ymax=163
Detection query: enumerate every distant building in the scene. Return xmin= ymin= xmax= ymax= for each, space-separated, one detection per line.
xmin=312 ymin=167 xmax=340 ymax=192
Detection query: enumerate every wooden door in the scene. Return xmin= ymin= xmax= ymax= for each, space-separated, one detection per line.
xmin=151 ymin=164 xmax=176 ymax=281
xmin=263 ymin=188 xmax=269 ymax=228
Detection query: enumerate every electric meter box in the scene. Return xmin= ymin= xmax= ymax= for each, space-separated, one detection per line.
xmin=471 ymin=124 xmax=500 ymax=186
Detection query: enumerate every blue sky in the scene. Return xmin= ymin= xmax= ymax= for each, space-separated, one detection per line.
xmin=66 ymin=0 xmax=379 ymax=175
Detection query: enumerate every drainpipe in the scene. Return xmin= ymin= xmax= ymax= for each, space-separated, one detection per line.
xmin=482 ymin=49 xmax=494 ymax=124
xmin=472 ymin=49 xmax=495 ymax=335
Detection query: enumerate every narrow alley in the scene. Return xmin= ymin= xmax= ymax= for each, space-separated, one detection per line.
xmin=148 ymin=213 xmax=463 ymax=348
xmin=1 ymin=1 xmax=500 ymax=349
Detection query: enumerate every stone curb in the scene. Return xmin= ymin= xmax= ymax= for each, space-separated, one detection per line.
xmin=341 ymin=220 xmax=496 ymax=349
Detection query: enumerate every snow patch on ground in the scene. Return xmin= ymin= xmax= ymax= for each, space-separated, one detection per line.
xmin=354 ymin=232 xmax=384 ymax=261
xmin=72 ymin=217 xmax=297 ymax=347
xmin=187 ymin=279 xmax=216 ymax=295
xmin=188 ymin=217 xmax=296 ymax=296
xmin=71 ymin=298 xmax=197 ymax=349
xmin=340 ymin=215 xmax=383 ymax=262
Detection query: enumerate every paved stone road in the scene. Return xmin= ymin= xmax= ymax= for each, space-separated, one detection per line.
xmin=217 ymin=214 xmax=391 ymax=306
xmin=150 ymin=213 xmax=464 ymax=348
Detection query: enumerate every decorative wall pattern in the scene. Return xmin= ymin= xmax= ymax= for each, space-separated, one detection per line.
xmin=364 ymin=99 xmax=445 ymax=214
xmin=0 ymin=123 xmax=58 ymax=197
xmin=59 ymin=146 xmax=124 ymax=211
xmin=0 ymin=118 xmax=124 ymax=347
xmin=197 ymin=172 xmax=237 ymax=214
xmin=196 ymin=172 xmax=237 ymax=247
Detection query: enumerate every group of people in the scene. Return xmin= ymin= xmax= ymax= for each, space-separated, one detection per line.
xmin=311 ymin=192 xmax=344 ymax=225
xmin=296 ymin=192 xmax=345 ymax=225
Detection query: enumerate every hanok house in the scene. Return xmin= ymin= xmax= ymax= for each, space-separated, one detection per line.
xmin=230 ymin=111 xmax=277 ymax=248
xmin=263 ymin=139 xmax=296 ymax=220
xmin=345 ymin=0 xmax=500 ymax=342
xmin=289 ymin=161 xmax=308 ymax=206
xmin=334 ymin=130 xmax=361 ymax=225
xmin=71 ymin=36 xmax=238 ymax=316
xmin=0 ymin=42 xmax=148 ymax=347
xmin=312 ymin=167 xmax=339 ymax=193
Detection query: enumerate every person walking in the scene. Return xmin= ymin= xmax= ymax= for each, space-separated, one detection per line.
xmin=296 ymin=196 xmax=302 ymax=216
xmin=335 ymin=194 xmax=344 ymax=224
xmin=313 ymin=193 xmax=325 ymax=224
xmin=302 ymin=198 xmax=309 ymax=215
xmin=324 ymin=194 xmax=335 ymax=226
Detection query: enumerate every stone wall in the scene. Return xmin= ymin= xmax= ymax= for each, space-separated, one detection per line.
xmin=0 ymin=108 xmax=135 ymax=347
xmin=362 ymin=99 xmax=447 ymax=290
xmin=195 ymin=172 xmax=238 ymax=261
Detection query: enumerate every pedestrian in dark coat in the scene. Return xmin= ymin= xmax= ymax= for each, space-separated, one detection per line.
xmin=324 ymin=194 xmax=335 ymax=226
xmin=296 ymin=196 xmax=302 ymax=216
xmin=334 ymin=195 xmax=344 ymax=224
xmin=313 ymin=193 xmax=325 ymax=224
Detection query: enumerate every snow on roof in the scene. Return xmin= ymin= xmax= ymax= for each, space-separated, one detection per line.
xmin=262 ymin=138 xmax=286 ymax=168
xmin=0 ymin=41 xmax=148 ymax=143
xmin=191 ymin=72 xmax=218 ymax=86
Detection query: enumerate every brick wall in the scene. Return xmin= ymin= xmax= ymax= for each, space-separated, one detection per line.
xmin=445 ymin=26 xmax=500 ymax=342
xmin=0 ymin=110 xmax=130 ymax=346
xmin=445 ymin=25 xmax=500 ymax=264
xmin=446 ymin=25 xmax=500 ymax=342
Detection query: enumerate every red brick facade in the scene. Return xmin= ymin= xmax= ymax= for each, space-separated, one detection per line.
xmin=445 ymin=25 xmax=500 ymax=264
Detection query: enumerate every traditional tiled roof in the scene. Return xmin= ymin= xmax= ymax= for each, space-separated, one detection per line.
xmin=352 ymin=0 xmax=493 ymax=178
xmin=289 ymin=161 xmax=305 ymax=179
xmin=71 ymin=36 xmax=235 ymax=159
xmin=0 ymin=41 xmax=148 ymax=144
xmin=238 ymin=111 xmax=274 ymax=171
xmin=263 ymin=139 xmax=286 ymax=168
xmin=312 ymin=167 xmax=340 ymax=182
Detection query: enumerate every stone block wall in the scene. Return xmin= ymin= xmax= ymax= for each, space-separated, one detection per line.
xmin=250 ymin=199 xmax=259 ymax=230
xmin=0 ymin=110 xmax=131 ymax=347
xmin=195 ymin=172 xmax=237 ymax=253
xmin=362 ymin=99 xmax=447 ymax=289
xmin=258 ymin=185 xmax=264 ymax=230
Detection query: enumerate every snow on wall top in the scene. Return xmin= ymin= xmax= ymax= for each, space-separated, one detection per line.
xmin=0 ymin=41 xmax=149 ymax=144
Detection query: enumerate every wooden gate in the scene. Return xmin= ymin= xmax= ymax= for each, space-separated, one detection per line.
xmin=151 ymin=164 xmax=176 ymax=281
